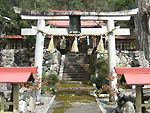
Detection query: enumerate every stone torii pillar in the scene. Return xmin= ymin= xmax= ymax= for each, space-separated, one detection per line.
xmin=34 ymin=19 xmax=45 ymax=101
xmin=21 ymin=19 xmax=50 ymax=101
xmin=107 ymin=20 xmax=117 ymax=101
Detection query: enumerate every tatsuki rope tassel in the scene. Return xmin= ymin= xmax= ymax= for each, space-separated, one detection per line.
xmin=71 ymin=37 xmax=79 ymax=53
xmin=97 ymin=38 xmax=105 ymax=52
xmin=48 ymin=36 xmax=55 ymax=51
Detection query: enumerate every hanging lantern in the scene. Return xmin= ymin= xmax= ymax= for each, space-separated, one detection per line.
xmin=69 ymin=16 xmax=81 ymax=34
xmin=71 ymin=37 xmax=79 ymax=53
xmin=48 ymin=36 xmax=55 ymax=52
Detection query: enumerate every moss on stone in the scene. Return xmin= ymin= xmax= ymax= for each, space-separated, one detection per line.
xmin=52 ymin=106 xmax=71 ymax=113
xmin=56 ymin=83 xmax=93 ymax=89
xmin=52 ymin=82 xmax=96 ymax=113
xmin=56 ymin=93 xmax=96 ymax=102
xmin=57 ymin=101 xmax=71 ymax=105
xmin=52 ymin=101 xmax=72 ymax=113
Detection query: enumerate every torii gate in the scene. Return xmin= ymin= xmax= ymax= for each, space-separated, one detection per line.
xmin=14 ymin=7 xmax=138 ymax=101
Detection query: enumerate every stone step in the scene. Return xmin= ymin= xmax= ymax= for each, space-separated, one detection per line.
xmin=65 ymin=56 xmax=89 ymax=58
xmin=63 ymin=73 xmax=90 ymax=76
xmin=65 ymin=53 xmax=89 ymax=57
xmin=63 ymin=76 xmax=90 ymax=78
xmin=65 ymin=57 xmax=89 ymax=60
xmin=65 ymin=59 xmax=89 ymax=62
xmin=64 ymin=61 xmax=90 ymax=64
xmin=62 ymin=77 xmax=90 ymax=81
xmin=64 ymin=65 xmax=89 ymax=67
xmin=64 ymin=65 xmax=89 ymax=68
xmin=63 ymin=70 xmax=89 ymax=73
xmin=65 ymin=58 xmax=89 ymax=61
xmin=63 ymin=53 xmax=90 ymax=82
xmin=56 ymin=83 xmax=94 ymax=91
xmin=64 ymin=66 xmax=89 ymax=69
xmin=61 ymin=80 xmax=91 ymax=84
xmin=65 ymin=55 xmax=89 ymax=63
xmin=64 ymin=63 xmax=89 ymax=66
xmin=64 ymin=69 xmax=89 ymax=72
xmin=64 ymin=68 xmax=89 ymax=72
xmin=56 ymin=86 xmax=94 ymax=91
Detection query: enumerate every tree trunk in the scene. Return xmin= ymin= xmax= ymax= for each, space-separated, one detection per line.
xmin=134 ymin=0 xmax=150 ymax=61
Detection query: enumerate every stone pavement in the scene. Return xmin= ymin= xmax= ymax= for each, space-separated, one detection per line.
xmin=47 ymin=83 xmax=102 ymax=113
xmin=35 ymin=95 xmax=55 ymax=113
xmin=47 ymin=91 xmax=101 ymax=113
xmin=64 ymin=101 xmax=101 ymax=113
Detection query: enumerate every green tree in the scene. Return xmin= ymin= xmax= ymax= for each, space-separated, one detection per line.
xmin=108 ymin=0 xmax=135 ymax=11
xmin=0 ymin=0 xmax=135 ymax=35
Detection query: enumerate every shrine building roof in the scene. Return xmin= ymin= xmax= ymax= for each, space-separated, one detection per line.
xmin=115 ymin=67 xmax=150 ymax=85
xmin=0 ymin=67 xmax=37 ymax=83
xmin=0 ymin=35 xmax=22 ymax=39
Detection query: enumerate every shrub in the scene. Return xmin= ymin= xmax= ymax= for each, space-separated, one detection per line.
xmin=41 ymin=71 xmax=59 ymax=94
xmin=90 ymin=53 xmax=109 ymax=89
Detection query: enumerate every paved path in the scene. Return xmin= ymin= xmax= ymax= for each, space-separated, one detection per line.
xmin=64 ymin=101 xmax=101 ymax=113
xmin=47 ymin=91 xmax=101 ymax=113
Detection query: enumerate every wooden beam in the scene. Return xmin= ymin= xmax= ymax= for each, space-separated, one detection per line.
xmin=0 ymin=96 xmax=4 ymax=113
xmin=14 ymin=7 xmax=138 ymax=16
xmin=21 ymin=28 xmax=130 ymax=36
xmin=141 ymin=104 xmax=150 ymax=108
xmin=20 ymin=15 xmax=131 ymax=20
xmin=13 ymin=84 xmax=19 ymax=113
xmin=136 ymin=85 xmax=142 ymax=113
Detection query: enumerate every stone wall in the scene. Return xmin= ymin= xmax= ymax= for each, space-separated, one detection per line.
xmin=0 ymin=49 xmax=61 ymax=73
xmin=43 ymin=49 xmax=61 ymax=75
xmin=14 ymin=49 xmax=34 ymax=67
xmin=0 ymin=49 xmax=15 ymax=67
xmin=116 ymin=51 xmax=149 ymax=67
xmin=96 ymin=50 xmax=149 ymax=67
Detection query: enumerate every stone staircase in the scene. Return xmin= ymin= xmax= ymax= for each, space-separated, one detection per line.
xmin=51 ymin=54 xmax=100 ymax=113
xmin=62 ymin=53 xmax=90 ymax=82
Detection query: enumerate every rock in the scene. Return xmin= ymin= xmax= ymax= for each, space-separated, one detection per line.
xmin=115 ymin=51 xmax=149 ymax=68
xmin=19 ymin=100 xmax=27 ymax=113
xmin=14 ymin=49 xmax=32 ymax=66
xmin=0 ymin=83 xmax=7 ymax=91
xmin=19 ymin=88 xmax=34 ymax=101
xmin=118 ymin=88 xmax=136 ymax=103
xmin=112 ymin=106 xmax=121 ymax=113
xmin=113 ymin=101 xmax=135 ymax=113
xmin=43 ymin=49 xmax=61 ymax=74
xmin=28 ymin=97 xmax=36 ymax=113
xmin=19 ymin=87 xmax=29 ymax=94
xmin=0 ymin=83 xmax=11 ymax=98
xmin=112 ymin=88 xmax=136 ymax=113
xmin=120 ymin=101 xmax=135 ymax=113
xmin=116 ymin=56 xmax=120 ymax=65
xmin=1 ymin=49 xmax=15 ymax=66
xmin=132 ymin=51 xmax=149 ymax=67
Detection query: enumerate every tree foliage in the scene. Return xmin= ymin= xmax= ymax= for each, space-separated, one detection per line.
xmin=0 ymin=0 xmax=135 ymax=35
